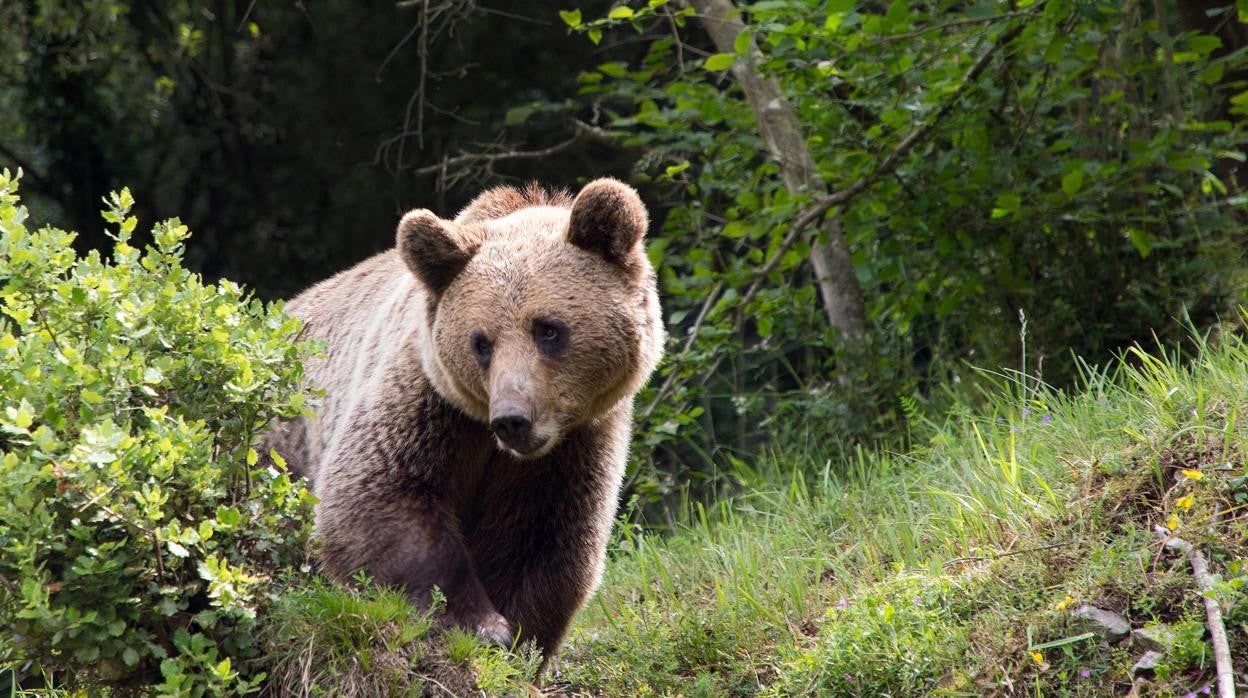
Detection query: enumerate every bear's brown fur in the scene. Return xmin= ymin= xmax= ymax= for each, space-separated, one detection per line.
xmin=263 ymin=178 xmax=664 ymax=660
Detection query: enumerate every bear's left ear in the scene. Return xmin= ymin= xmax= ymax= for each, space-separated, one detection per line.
xmin=567 ymin=178 xmax=648 ymax=267
xmin=397 ymin=209 xmax=475 ymax=295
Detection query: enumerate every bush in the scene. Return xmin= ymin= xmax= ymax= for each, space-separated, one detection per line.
xmin=0 ymin=172 xmax=316 ymax=695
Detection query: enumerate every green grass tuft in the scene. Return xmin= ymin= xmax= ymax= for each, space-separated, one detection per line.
xmin=262 ymin=578 xmax=536 ymax=697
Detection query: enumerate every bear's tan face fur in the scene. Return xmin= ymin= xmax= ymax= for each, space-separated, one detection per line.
xmin=399 ymin=179 xmax=663 ymax=458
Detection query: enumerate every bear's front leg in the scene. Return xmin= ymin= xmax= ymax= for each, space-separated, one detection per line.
xmin=315 ymin=464 xmax=512 ymax=645
xmin=472 ymin=423 xmax=629 ymax=661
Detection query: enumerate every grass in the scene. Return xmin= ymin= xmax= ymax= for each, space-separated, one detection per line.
xmin=262 ymin=579 xmax=539 ymax=697
xmin=551 ymin=331 xmax=1248 ymax=696
xmin=254 ymin=330 xmax=1248 ymax=696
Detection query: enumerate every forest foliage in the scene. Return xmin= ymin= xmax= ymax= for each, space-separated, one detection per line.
xmin=5 ymin=0 xmax=1243 ymax=509
xmin=0 ymin=0 xmax=1247 ymax=692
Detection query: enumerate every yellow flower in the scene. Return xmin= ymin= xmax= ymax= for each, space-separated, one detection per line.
xmin=1030 ymin=651 xmax=1045 ymax=665
xmin=1054 ymin=596 xmax=1076 ymax=611
xmin=1175 ymin=493 xmax=1195 ymax=512
xmin=1181 ymin=468 xmax=1204 ymax=481
xmin=1166 ymin=512 xmax=1181 ymax=531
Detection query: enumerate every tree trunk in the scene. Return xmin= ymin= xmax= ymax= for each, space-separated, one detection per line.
xmin=687 ymin=0 xmax=867 ymax=342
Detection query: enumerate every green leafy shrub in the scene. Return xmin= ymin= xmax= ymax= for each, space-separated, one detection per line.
xmin=0 ymin=172 xmax=316 ymax=694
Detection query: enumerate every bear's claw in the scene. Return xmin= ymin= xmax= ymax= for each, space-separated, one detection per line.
xmin=474 ymin=612 xmax=514 ymax=647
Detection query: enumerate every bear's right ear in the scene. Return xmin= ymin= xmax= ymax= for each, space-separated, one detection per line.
xmin=397 ymin=210 xmax=474 ymax=295
xmin=567 ymin=178 xmax=648 ymax=269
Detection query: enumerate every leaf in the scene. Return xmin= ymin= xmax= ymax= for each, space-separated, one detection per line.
xmin=559 ymin=9 xmax=582 ymax=28
xmin=757 ymin=315 xmax=774 ymax=337
xmin=664 ymin=161 xmax=690 ymax=177
xmin=733 ymin=30 xmax=751 ymax=54
xmin=166 ymin=541 xmax=190 ymax=558
xmin=1061 ymin=169 xmax=1084 ymax=196
xmin=608 ymin=6 xmax=634 ymax=20
xmin=704 ymin=53 xmax=736 ymax=71
xmin=1125 ymin=228 xmax=1152 ymax=258
xmin=588 ymin=28 xmax=603 ymax=44
xmin=599 ymin=62 xmax=628 ymax=78
xmin=991 ymin=193 xmax=1020 ymax=218
xmin=504 ymin=106 xmax=534 ymax=126
xmin=722 ymin=221 xmax=748 ymax=238
xmin=1188 ymin=34 xmax=1222 ymax=56
xmin=885 ymin=0 xmax=909 ymax=26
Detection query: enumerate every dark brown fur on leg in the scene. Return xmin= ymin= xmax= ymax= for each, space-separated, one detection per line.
xmin=318 ymin=492 xmax=511 ymax=644
xmin=466 ymin=413 xmax=629 ymax=658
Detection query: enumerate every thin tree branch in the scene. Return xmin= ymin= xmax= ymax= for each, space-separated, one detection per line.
xmin=640 ymin=281 xmax=724 ymax=422
xmin=408 ymin=133 xmax=582 ymax=177
xmin=1156 ymin=527 xmax=1237 ymax=698
xmin=864 ymin=9 xmax=1036 ymax=46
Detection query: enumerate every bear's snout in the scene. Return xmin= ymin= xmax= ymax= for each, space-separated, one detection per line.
xmin=489 ymin=389 xmax=549 ymax=456
xmin=490 ymin=412 xmax=532 ymax=447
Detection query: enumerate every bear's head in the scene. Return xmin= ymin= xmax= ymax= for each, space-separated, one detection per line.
xmin=397 ymin=179 xmax=664 ymax=459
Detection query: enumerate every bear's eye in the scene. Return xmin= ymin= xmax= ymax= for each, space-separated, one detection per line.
xmin=532 ymin=318 xmax=569 ymax=356
xmin=471 ymin=331 xmax=493 ymax=368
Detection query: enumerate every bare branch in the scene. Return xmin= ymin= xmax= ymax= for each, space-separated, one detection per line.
xmin=1156 ymin=527 xmax=1237 ymax=698
xmin=407 ymin=133 xmax=583 ymax=180
xmin=863 ymin=9 xmax=1037 ymax=47
xmin=640 ymin=281 xmax=724 ymax=422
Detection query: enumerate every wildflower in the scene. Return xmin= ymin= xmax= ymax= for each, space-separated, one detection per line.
xmin=1166 ymin=513 xmax=1181 ymax=531
xmin=1175 ymin=493 xmax=1195 ymax=512
xmin=1022 ymin=407 xmax=1031 ymax=419
xmin=1181 ymin=468 xmax=1204 ymax=481
xmin=1184 ymin=692 xmax=1197 ymax=698
xmin=1054 ymin=595 xmax=1076 ymax=611
xmin=843 ymin=674 xmax=853 ymax=681
xmin=912 ymin=596 xmax=923 ymax=606
xmin=1029 ymin=650 xmax=1044 ymax=665
xmin=1201 ymin=686 xmax=1213 ymax=695
xmin=1041 ymin=413 xmax=1053 ymax=424
xmin=1079 ymin=668 xmax=1091 ymax=678
xmin=836 ymin=598 xmax=849 ymax=610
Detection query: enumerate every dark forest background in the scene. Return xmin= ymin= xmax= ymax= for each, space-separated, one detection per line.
xmin=3 ymin=0 xmax=1247 ymax=508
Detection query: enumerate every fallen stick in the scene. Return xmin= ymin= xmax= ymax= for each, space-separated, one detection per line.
xmin=1155 ymin=526 xmax=1236 ymax=698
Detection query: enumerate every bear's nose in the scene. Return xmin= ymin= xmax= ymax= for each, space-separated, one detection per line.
xmin=490 ymin=413 xmax=532 ymax=446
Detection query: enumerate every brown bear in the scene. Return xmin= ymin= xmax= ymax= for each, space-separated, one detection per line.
xmin=263 ymin=178 xmax=664 ymax=661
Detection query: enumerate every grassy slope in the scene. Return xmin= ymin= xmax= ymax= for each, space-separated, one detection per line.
xmin=268 ymin=334 xmax=1248 ymax=696
xmin=555 ymin=336 xmax=1248 ymax=697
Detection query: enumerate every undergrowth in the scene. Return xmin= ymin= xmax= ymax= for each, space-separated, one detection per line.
xmin=555 ymin=329 xmax=1248 ymax=697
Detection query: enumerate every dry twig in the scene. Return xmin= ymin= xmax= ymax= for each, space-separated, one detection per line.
xmin=1155 ymin=526 xmax=1236 ymax=698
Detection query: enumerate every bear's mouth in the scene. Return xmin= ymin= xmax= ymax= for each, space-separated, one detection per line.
xmin=495 ymin=433 xmax=550 ymax=458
